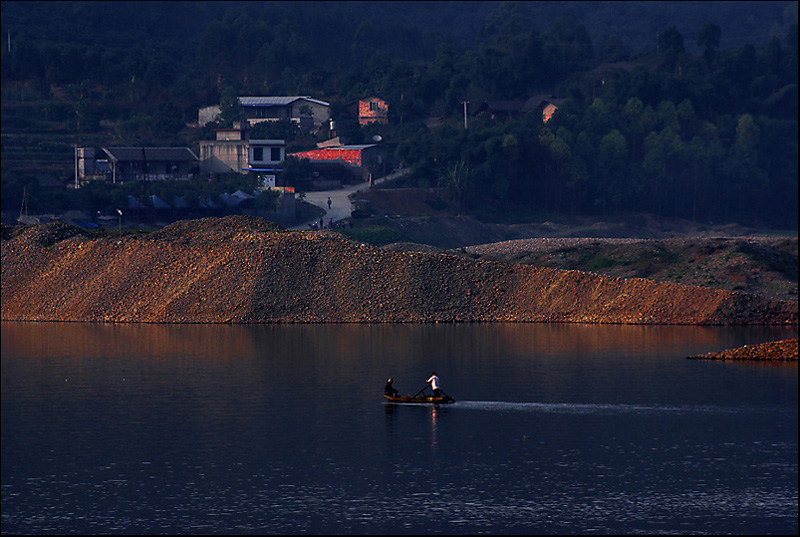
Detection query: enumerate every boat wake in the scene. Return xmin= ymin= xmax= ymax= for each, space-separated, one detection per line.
xmin=451 ymin=400 xmax=779 ymax=416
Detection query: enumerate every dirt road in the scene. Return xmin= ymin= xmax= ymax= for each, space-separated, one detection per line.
xmin=291 ymin=168 xmax=410 ymax=229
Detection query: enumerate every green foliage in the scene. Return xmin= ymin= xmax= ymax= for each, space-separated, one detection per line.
xmin=250 ymin=119 xmax=300 ymax=142
xmin=1 ymin=1 xmax=797 ymax=229
xmin=218 ymin=86 xmax=242 ymax=127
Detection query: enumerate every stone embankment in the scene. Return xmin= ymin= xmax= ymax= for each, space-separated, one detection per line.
xmin=2 ymin=216 xmax=797 ymax=325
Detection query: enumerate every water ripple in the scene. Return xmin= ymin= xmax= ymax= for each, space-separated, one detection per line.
xmin=452 ymin=400 xmax=790 ymax=416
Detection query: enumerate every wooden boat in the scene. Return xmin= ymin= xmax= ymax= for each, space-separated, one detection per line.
xmin=383 ymin=393 xmax=455 ymax=404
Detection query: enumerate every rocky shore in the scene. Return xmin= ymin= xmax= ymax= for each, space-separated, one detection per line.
xmin=2 ymin=216 xmax=798 ymax=325
xmin=688 ymin=338 xmax=798 ymax=361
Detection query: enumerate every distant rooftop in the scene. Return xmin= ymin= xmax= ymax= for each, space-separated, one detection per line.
xmin=238 ymin=96 xmax=330 ymax=107
xmin=102 ymin=147 xmax=198 ymax=162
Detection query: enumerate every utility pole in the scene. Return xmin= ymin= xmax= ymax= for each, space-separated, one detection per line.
xmin=461 ymin=101 xmax=469 ymax=130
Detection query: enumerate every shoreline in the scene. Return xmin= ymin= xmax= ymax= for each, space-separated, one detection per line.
xmin=688 ymin=338 xmax=798 ymax=361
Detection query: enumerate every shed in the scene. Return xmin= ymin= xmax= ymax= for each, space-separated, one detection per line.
xmin=102 ymin=147 xmax=198 ymax=182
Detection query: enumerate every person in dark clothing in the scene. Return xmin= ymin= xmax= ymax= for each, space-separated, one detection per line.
xmin=384 ymin=378 xmax=399 ymax=397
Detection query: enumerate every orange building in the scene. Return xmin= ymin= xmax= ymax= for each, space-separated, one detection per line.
xmin=354 ymin=95 xmax=389 ymax=126
xmin=289 ymin=143 xmax=393 ymax=181
xmin=542 ymin=102 xmax=558 ymax=123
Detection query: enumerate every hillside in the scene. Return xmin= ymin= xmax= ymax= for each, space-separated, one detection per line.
xmin=3 ymin=2 xmax=796 ymax=238
xmin=1 ymin=216 xmax=796 ymax=325
xmin=343 ymin=188 xmax=798 ymax=304
xmin=462 ymin=237 xmax=799 ymax=304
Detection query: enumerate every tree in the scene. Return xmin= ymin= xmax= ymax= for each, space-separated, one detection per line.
xmin=697 ymin=23 xmax=721 ymax=68
xmin=657 ymin=26 xmax=685 ymax=72
xmin=153 ymin=102 xmax=185 ymax=139
xmin=218 ymin=86 xmax=241 ymax=127
xmin=440 ymin=159 xmax=475 ymax=207
xmin=481 ymin=1 xmax=536 ymax=43
xmin=250 ymin=119 xmax=300 ymax=142
xmin=596 ymin=129 xmax=629 ymax=212
xmin=600 ymin=35 xmax=629 ymax=62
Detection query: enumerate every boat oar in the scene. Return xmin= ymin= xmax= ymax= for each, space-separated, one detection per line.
xmin=438 ymin=389 xmax=455 ymax=402
xmin=413 ymin=384 xmax=429 ymax=397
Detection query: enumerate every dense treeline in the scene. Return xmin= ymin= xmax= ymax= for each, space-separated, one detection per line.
xmin=396 ymin=20 xmax=798 ymax=226
xmin=1 ymin=1 xmax=797 ymax=228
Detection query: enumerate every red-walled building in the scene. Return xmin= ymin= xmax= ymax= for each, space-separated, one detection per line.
xmin=348 ymin=95 xmax=389 ymax=126
xmin=289 ymin=144 xmax=393 ymax=180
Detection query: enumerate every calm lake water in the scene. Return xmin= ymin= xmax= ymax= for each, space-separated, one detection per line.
xmin=2 ymin=321 xmax=797 ymax=535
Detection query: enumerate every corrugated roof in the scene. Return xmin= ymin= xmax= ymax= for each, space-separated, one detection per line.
xmin=238 ymin=96 xmax=330 ymax=107
xmin=336 ymin=145 xmax=377 ymax=150
xmin=248 ymin=139 xmax=286 ymax=145
xmin=102 ymin=147 xmax=198 ymax=162
xmin=316 ymin=144 xmax=377 ymax=151
xmin=288 ymin=144 xmax=376 ymax=157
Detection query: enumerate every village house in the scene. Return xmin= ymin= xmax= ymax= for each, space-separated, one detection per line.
xmin=289 ymin=143 xmax=394 ymax=183
xmin=198 ymin=123 xmax=286 ymax=188
xmin=349 ymin=95 xmax=389 ymax=126
xmin=475 ymin=95 xmax=562 ymax=124
xmin=198 ymin=96 xmax=331 ymax=131
xmin=541 ymin=101 xmax=558 ymax=123
xmin=76 ymin=146 xmax=199 ymax=184
xmin=240 ymin=96 xmax=330 ymax=130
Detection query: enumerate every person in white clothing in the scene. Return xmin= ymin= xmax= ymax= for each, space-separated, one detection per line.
xmin=426 ymin=372 xmax=441 ymax=397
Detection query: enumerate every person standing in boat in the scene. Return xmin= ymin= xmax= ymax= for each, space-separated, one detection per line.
xmin=426 ymin=372 xmax=441 ymax=397
xmin=384 ymin=378 xmax=399 ymax=397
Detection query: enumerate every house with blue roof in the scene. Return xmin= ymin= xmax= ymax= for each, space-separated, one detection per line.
xmin=199 ymin=96 xmax=331 ymax=131
xmin=239 ymin=96 xmax=330 ymax=130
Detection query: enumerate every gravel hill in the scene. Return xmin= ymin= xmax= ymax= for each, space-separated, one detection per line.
xmin=459 ymin=236 xmax=798 ymax=304
xmin=352 ymin=188 xmax=798 ymax=304
xmin=2 ymin=216 xmax=796 ymax=325
xmin=688 ymin=338 xmax=798 ymax=361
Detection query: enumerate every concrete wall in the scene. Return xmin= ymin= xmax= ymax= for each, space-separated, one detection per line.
xmin=199 ymin=140 xmax=249 ymax=174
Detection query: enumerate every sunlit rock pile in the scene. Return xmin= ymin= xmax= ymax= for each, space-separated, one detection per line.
xmin=2 ymin=216 xmax=797 ymax=325
xmin=688 ymin=338 xmax=798 ymax=361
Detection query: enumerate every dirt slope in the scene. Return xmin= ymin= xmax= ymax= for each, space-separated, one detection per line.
xmin=460 ymin=236 xmax=798 ymax=304
xmin=353 ymin=188 xmax=798 ymax=304
xmin=2 ymin=217 xmax=796 ymax=325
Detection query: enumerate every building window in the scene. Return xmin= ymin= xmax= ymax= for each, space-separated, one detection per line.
xmin=253 ymin=147 xmax=263 ymax=162
xmin=271 ymin=147 xmax=281 ymax=162
xmin=369 ymin=101 xmax=380 ymax=111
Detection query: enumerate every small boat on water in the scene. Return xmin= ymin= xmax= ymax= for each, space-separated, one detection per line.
xmin=383 ymin=393 xmax=455 ymax=404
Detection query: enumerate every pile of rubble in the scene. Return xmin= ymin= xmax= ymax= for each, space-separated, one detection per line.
xmin=2 ymin=217 xmax=797 ymax=325
xmin=688 ymin=339 xmax=798 ymax=361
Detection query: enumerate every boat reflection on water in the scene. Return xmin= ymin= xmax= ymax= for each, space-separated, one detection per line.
xmin=383 ymin=394 xmax=455 ymax=404
xmin=383 ymin=400 xmax=442 ymax=450
xmin=431 ymin=405 xmax=439 ymax=448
